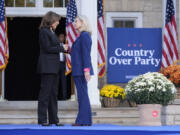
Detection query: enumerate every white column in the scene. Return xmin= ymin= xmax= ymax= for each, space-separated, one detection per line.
xmin=174 ymin=0 xmax=176 ymax=13
xmin=179 ymin=0 xmax=180 ymax=47
xmin=80 ymin=0 xmax=101 ymax=107
xmin=0 ymin=71 xmax=5 ymax=101
xmin=163 ymin=0 xmax=166 ymax=27
xmin=76 ymin=0 xmax=81 ymax=14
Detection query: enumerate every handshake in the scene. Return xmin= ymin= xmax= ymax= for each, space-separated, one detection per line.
xmin=61 ymin=43 xmax=69 ymax=52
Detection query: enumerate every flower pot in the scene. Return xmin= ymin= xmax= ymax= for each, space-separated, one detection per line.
xmin=101 ymin=97 xmax=121 ymax=107
xmin=138 ymin=104 xmax=162 ymax=126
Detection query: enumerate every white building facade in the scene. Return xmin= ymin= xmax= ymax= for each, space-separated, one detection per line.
xmin=1 ymin=0 xmax=180 ymax=107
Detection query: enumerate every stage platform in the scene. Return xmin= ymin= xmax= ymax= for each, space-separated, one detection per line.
xmin=1 ymin=124 xmax=180 ymax=135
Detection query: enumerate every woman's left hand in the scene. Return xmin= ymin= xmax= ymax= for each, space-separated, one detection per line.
xmin=84 ymin=71 xmax=91 ymax=82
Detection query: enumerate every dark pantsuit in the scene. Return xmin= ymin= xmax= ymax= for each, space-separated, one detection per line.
xmin=73 ymin=76 xmax=92 ymax=125
xmin=59 ymin=62 xmax=67 ymax=99
xmin=37 ymin=28 xmax=66 ymax=125
xmin=38 ymin=74 xmax=59 ymax=124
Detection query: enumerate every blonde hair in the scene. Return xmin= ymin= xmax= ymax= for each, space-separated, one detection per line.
xmin=76 ymin=15 xmax=92 ymax=35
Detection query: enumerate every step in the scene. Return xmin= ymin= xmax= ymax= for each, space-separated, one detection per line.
xmin=0 ymin=101 xmax=78 ymax=110
xmin=0 ymin=108 xmax=139 ymax=118
xmin=0 ymin=101 xmax=139 ymax=125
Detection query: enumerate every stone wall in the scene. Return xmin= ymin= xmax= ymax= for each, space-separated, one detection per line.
xmin=104 ymin=0 xmax=163 ymax=27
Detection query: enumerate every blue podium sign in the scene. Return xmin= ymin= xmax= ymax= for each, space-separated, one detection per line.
xmin=107 ymin=28 xmax=162 ymax=83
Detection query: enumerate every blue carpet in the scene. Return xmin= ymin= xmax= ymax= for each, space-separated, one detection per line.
xmin=0 ymin=124 xmax=180 ymax=135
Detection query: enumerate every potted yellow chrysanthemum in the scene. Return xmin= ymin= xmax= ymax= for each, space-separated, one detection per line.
xmin=100 ymin=85 xmax=126 ymax=107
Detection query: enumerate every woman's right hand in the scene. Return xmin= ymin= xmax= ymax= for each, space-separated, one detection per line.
xmin=63 ymin=44 xmax=69 ymax=51
xmin=84 ymin=71 xmax=91 ymax=82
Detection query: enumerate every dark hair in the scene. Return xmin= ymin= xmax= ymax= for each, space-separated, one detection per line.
xmin=39 ymin=11 xmax=61 ymax=29
xmin=59 ymin=33 xmax=65 ymax=36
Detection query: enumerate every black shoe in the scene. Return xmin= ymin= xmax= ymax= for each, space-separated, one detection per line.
xmin=40 ymin=123 xmax=51 ymax=126
xmin=72 ymin=123 xmax=91 ymax=126
xmin=55 ymin=123 xmax=64 ymax=126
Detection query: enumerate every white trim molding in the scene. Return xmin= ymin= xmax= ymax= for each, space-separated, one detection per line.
xmin=106 ymin=12 xmax=143 ymax=28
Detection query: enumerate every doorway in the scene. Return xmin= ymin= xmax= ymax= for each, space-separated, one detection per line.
xmin=5 ymin=17 xmax=71 ymax=100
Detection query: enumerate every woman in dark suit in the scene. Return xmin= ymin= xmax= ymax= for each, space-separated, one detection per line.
xmin=37 ymin=11 xmax=68 ymax=126
xmin=71 ymin=15 xmax=94 ymax=126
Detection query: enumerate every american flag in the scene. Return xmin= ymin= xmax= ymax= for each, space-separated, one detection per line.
xmin=65 ymin=0 xmax=78 ymax=75
xmin=161 ymin=0 xmax=179 ymax=68
xmin=98 ymin=0 xmax=106 ymax=78
xmin=0 ymin=0 xmax=8 ymax=70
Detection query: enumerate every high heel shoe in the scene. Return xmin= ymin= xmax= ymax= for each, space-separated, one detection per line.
xmin=72 ymin=123 xmax=91 ymax=126
xmin=55 ymin=123 xmax=64 ymax=126
xmin=72 ymin=123 xmax=81 ymax=126
xmin=40 ymin=123 xmax=51 ymax=126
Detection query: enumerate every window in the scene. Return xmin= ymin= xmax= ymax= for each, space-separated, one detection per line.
xmin=6 ymin=0 xmax=13 ymax=7
xmin=26 ymin=0 xmax=35 ymax=7
xmin=54 ymin=0 xmax=67 ymax=7
xmin=16 ymin=0 xmax=25 ymax=7
xmin=6 ymin=0 xmax=67 ymax=7
xmin=43 ymin=0 xmax=53 ymax=7
xmin=43 ymin=0 xmax=67 ymax=7
xmin=6 ymin=0 xmax=35 ymax=7
xmin=113 ymin=20 xmax=135 ymax=28
xmin=106 ymin=12 xmax=143 ymax=28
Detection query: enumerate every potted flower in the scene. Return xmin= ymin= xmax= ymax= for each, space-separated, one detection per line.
xmin=100 ymin=85 xmax=126 ymax=107
xmin=160 ymin=63 xmax=180 ymax=98
xmin=125 ymin=72 xmax=176 ymax=125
